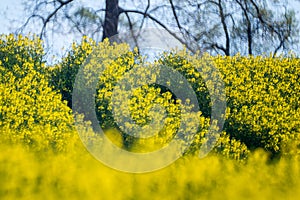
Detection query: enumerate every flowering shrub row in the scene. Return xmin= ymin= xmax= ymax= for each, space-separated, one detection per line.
xmin=1 ymin=34 xmax=299 ymax=159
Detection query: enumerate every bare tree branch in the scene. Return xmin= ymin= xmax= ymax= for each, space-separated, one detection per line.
xmin=169 ymin=0 xmax=182 ymax=31
xmin=120 ymin=8 xmax=198 ymax=54
xmin=124 ymin=12 xmax=139 ymax=50
xmin=138 ymin=0 xmax=150 ymax=31
xmin=39 ymin=0 xmax=74 ymax=39
xmin=17 ymin=0 xmax=298 ymax=56
xmin=235 ymin=0 xmax=253 ymax=55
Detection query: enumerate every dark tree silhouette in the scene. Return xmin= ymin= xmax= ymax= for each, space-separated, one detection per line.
xmin=17 ymin=0 xmax=299 ymax=56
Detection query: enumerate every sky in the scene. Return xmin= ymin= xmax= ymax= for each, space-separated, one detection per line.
xmin=0 ymin=0 xmax=174 ymax=63
xmin=2 ymin=0 xmax=300 ymax=34
xmin=1 ymin=0 xmax=300 ymax=63
xmin=0 ymin=0 xmax=108 ymax=63
xmin=0 ymin=0 xmax=23 ymax=34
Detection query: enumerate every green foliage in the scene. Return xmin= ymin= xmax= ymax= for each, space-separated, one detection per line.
xmin=157 ymin=52 xmax=212 ymax=118
xmin=47 ymin=36 xmax=95 ymax=108
xmin=0 ymin=34 xmax=45 ymax=77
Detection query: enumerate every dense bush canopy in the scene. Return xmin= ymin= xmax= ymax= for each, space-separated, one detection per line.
xmin=1 ymin=34 xmax=300 ymax=199
xmin=1 ymin=34 xmax=300 ymax=157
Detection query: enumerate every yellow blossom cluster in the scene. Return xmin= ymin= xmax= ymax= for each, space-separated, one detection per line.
xmin=159 ymin=51 xmax=300 ymax=157
xmin=0 ymin=34 xmax=74 ymax=151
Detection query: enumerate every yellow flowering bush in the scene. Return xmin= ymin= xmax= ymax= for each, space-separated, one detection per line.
xmin=213 ymin=54 xmax=300 ymax=157
xmin=156 ymin=51 xmax=249 ymax=159
xmin=156 ymin=51 xmax=300 ymax=158
xmin=59 ymin=38 xmax=247 ymax=159
xmin=41 ymin=35 xmax=300 ymax=159
xmin=66 ymin=40 xmax=198 ymax=152
xmin=0 ymin=34 xmax=74 ymax=151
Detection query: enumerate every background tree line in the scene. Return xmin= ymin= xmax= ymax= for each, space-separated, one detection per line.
xmin=16 ymin=0 xmax=299 ymax=57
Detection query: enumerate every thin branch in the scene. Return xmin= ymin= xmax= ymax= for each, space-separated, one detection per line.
xmin=124 ymin=12 xmax=139 ymax=50
xmin=39 ymin=0 xmax=74 ymax=39
xmin=139 ymin=0 xmax=150 ymax=30
xmin=211 ymin=43 xmax=227 ymax=54
xmin=64 ymin=13 xmax=85 ymax=35
xmin=169 ymin=0 xmax=182 ymax=31
xmin=120 ymin=9 xmax=197 ymax=54
xmin=16 ymin=14 xmax=45 ymax=33
xmin=235 ymin=0 xmax=252 ymax=55
xmin=217 ymin=0 xmax=230 ymax=55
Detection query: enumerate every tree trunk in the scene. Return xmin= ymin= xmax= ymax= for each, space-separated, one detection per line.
xmin=102 ymin=0 xmax=120 ymax=40
xmin=218 ymin=0 xmax=230 ymax=56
